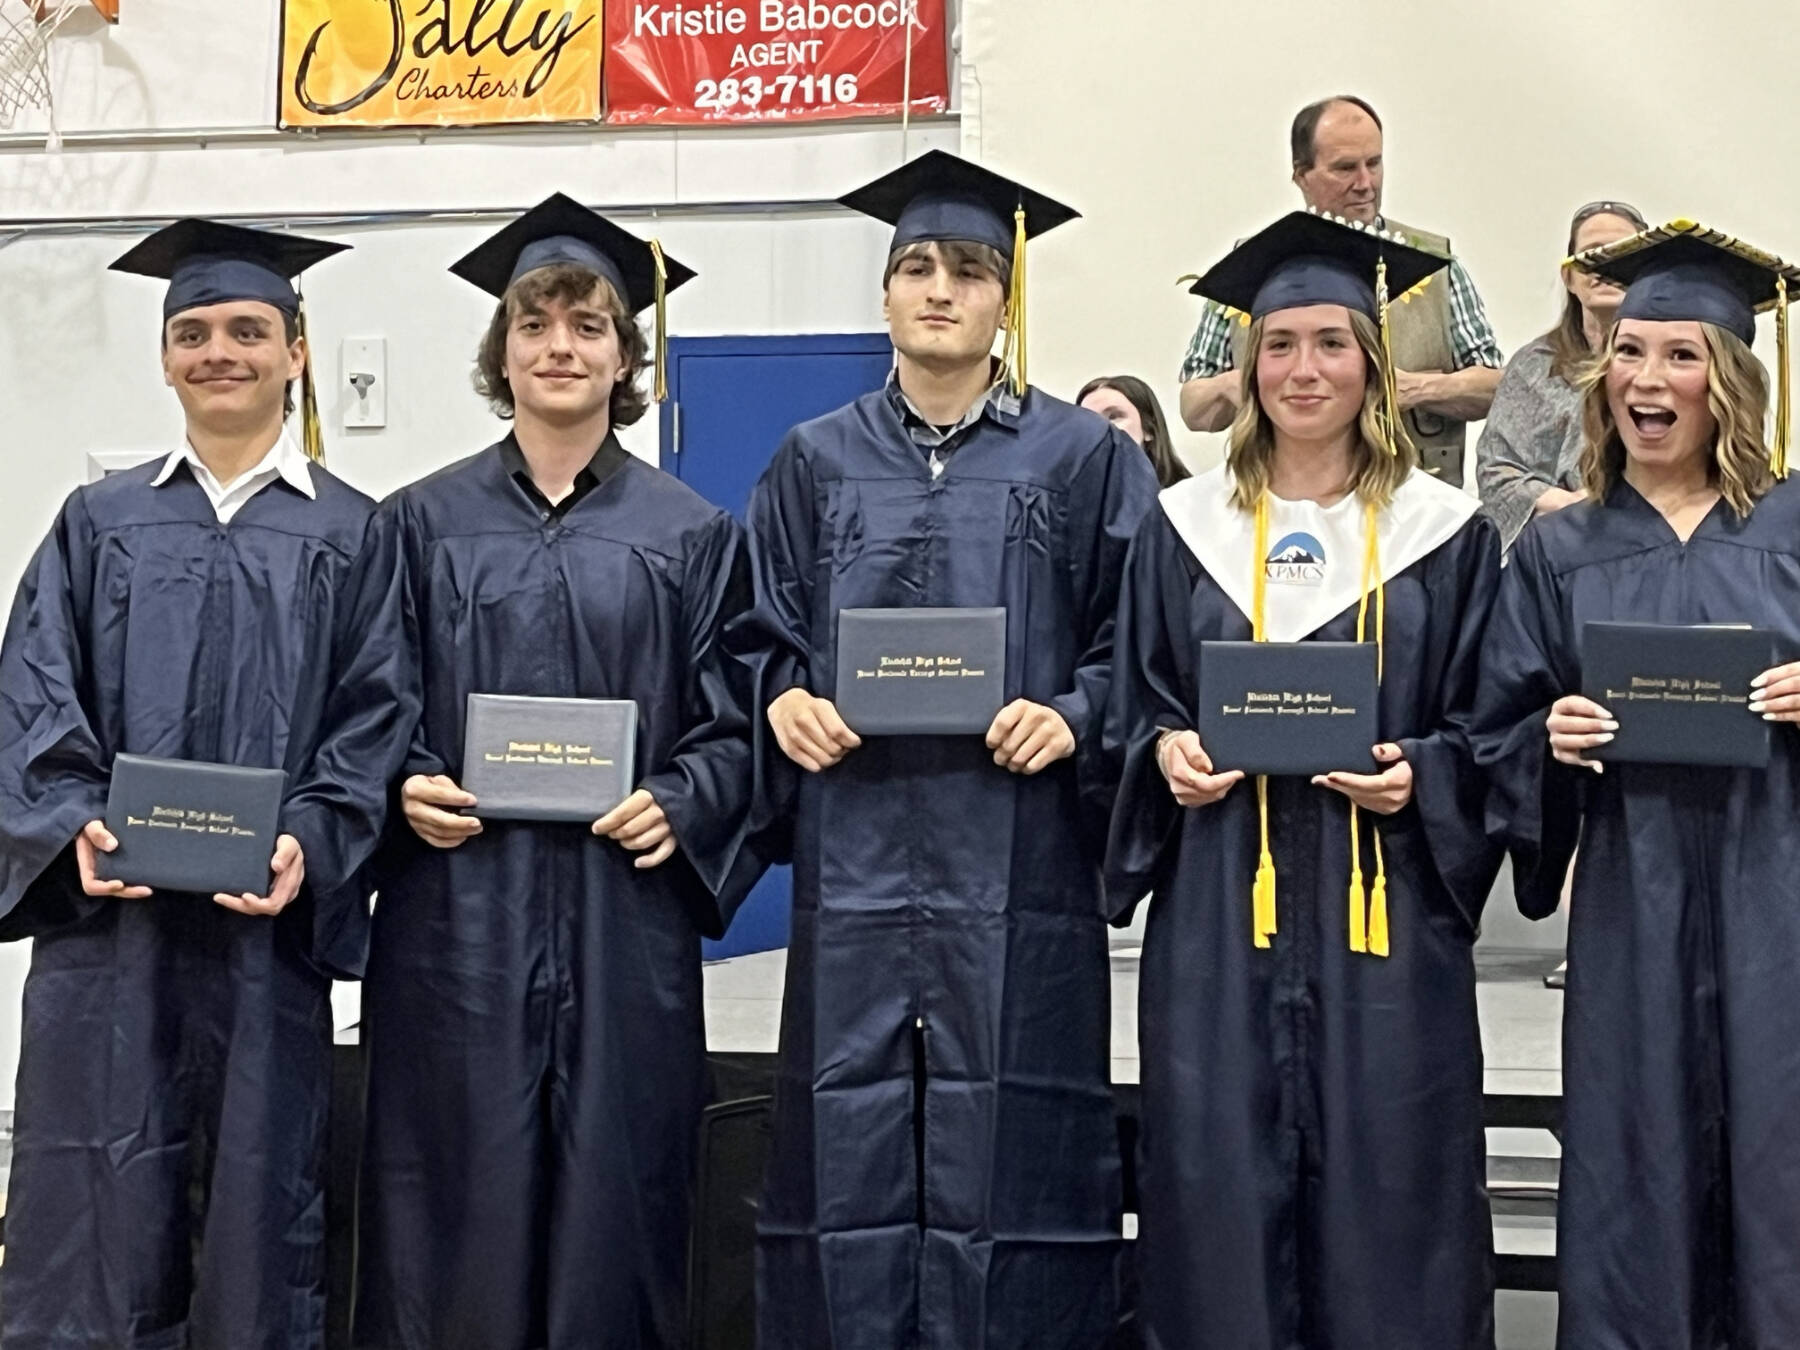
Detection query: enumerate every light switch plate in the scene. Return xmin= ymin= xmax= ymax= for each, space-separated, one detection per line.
xmin=342 ymin=338 xmax=387 ymax=429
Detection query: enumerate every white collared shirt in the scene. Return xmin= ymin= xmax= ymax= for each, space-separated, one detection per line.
xmin=150 ymin=431 xmax=317 ymax=524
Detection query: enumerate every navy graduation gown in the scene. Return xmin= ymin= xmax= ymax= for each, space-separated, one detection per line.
xmin=1103 ymin=494 xmax=1501 ymax=1350
xmin=354 ymin=438 xmax=758 ymax=1350
xmin=1471 ymin=480 xmax=1800 ymax=1350
xmin=0 ymin=460 xmax=415 ymax=1350
xmin=736 ymin=387 xmax=1155 ymax=1350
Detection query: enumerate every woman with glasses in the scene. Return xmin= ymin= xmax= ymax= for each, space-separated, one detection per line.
xmin=1476 ymin=200 xmax=1648 ymax=551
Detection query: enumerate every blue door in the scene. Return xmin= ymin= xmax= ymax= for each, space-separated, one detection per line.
xmin=661 ymin=334 xmax=894 ymax=958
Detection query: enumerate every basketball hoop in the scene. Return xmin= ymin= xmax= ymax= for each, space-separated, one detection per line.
xmin=0 ymin=0 xmax=86 ymax=145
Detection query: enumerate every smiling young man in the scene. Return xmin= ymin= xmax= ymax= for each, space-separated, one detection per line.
xmin=354 ymin=195 xmax=760 ymax=1350
xmin=736 ymin=151 xmax=1158 ymax=1349
xmin=0 ymin=221 xmax=416 ymax=1350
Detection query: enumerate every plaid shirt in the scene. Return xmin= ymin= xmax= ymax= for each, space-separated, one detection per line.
xmin=1178 ymin=225 xmax=1504 ymax=383
xmin=885 ymin=369 xmax=1022 ymax=479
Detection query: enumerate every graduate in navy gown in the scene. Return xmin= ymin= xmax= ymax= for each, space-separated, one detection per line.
xmin=1104 ymin=212 xmax=1502 ymax=1350
xmin=1472 ymin=222 xmax=1800 ymax=1349
xmin=0 ymin=222 xmax=415 ymax=1350
xmin=353 ymin=196 xmax=759 ymax=1350
xmin=735 ymin=152 xmax=1157 ymax=1349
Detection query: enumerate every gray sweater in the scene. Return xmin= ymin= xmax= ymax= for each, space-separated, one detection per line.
xmin=1474 ymin=335 xmax=1585 ymax=550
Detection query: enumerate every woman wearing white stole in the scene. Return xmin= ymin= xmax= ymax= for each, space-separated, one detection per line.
xmin=1103 ymin=211 xmax=1503 ymax=1350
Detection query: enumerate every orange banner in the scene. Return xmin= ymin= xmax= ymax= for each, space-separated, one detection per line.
xmin=279 ymin=0 xmax=603 ymax=129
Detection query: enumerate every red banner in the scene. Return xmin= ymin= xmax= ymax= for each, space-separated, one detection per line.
xmin=605 ymin=0 xmax=947 ymax=125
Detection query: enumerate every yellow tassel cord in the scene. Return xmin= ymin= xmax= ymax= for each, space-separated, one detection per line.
xmin=1351 ymin=502 xmax=1390 ymax=957
xmin=1775 ymin=275 xmax=1790 ymax=479
xmin=1250 ymin=495 xmax=1277 ymax=947
xmin=1250 ymin=494 xmax=1390 ymax=956
xmin=1004 ymin=207 xmax=1028 ymax=397
xmin=649 ymin=239 xmax=671 ymax=405
xmin=296 ymin=297 xmax=325 ymax=465
xmin=1375 ymin=258 xmax=1401 ymax=458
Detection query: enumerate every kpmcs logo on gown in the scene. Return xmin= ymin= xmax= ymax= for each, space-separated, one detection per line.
xmin=1265 ymin=532 xmax=1325 ymax=586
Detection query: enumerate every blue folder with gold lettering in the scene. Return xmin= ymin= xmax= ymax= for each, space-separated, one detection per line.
xmin=1197 ymin=641 xmax=1379 ymax=776
xmin=460 ymin=694 xmax=638 ymax=821
xmin=97 ymin=754 xmax=285 ymax=896
xmin=835 ymin=607 xmax=1007 ymax=735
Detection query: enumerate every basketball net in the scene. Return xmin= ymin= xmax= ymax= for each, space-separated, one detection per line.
xmin=0 ymin=0 xmax=84 ymax=147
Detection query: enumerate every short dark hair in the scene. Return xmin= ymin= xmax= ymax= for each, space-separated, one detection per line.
xmin=882 ymin=239 xmax=1012 ymax=293
xmin=473 ymin=263 xmax=651 ymax=428
xmin=160 ymin=307 xmax=303 ymax=418
xmin=1291 ymin=95 xmax=1383 ymax=171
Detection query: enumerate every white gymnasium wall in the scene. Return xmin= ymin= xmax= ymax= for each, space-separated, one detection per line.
xmin=0 ymin=0 xmax=959 ymax=1108
xmin=960 ymin=0 xmax=1800 ymax=477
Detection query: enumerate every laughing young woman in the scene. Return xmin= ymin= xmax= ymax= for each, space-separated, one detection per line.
xmin=1473 ymin=222 xmax=1800 ymax=1348
xmin=1105 ymin=211 xmax=1502 ymax=1350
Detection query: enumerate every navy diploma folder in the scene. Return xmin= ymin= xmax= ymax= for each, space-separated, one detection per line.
xmin=1580 ymin=621 xmax=1771 ymax=768
xmin=834 ymin=607 xmax=1007 ymax=736
xmin=460 ymin=694 xmax=638 ymax=822
xmin=1196 ymin=641 xmax=1379 ymax=776
xmin=97 ymin=754 xmax=285 ymax=896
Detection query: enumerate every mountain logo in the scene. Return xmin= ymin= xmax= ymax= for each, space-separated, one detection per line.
xmin=1265 ymin=532 xmax=1325 ymax=585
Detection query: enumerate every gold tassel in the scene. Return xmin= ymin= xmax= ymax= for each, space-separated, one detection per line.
xmin=649 ymin=238 xmax=671 ymax=405
xmin=1251 ymin=493 xmax=1276 ymax=947
xmin=1253 ymin=788 xmax=1277 ymax=948
xmin=296 ymin=298 xmax=325 ymax=465
xmin=1375 ymin=258 xmax=1401 ymax=457
xmin=1775 ymin=274 xmax=1790 ymax=479
xmin=1006 ymin=206 xmax=1028 ymax=397
xmin=1351 ymin=503 xmax=1390 ymax=957
xmin=1368 ymin=835 xmax=1390 ymax=957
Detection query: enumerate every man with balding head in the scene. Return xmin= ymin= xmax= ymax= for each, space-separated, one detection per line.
xmin=1179 ymin=94 xmax=1503 ymax=485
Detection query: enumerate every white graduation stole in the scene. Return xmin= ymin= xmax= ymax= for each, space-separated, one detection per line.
xmin=1158 ymin=464 xmax=1477 ymax=642
xmin=1159 ymin=463 xmax=1477 ymax=955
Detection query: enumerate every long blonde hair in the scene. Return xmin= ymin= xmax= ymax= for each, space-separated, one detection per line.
xmin=1226 ymin=308 xmax=1416 ymax=511
xmin=1577 ymin=321 xmax=1775 ymax=517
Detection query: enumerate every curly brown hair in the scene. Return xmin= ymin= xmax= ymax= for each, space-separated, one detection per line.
xmin=1577 ymin=321 xmax=1774 ymax=517
xmin=473 ymin=263 xmax=650 ymax=428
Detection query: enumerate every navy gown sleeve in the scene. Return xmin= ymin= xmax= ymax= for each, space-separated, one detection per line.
xmin=1470 ymin=522 xmax=1583 ymax=919
xmin=728 ymin=432 xmax=815 ymax=864
xmin=1053 ymin=428 xmax=1159 ymax=759
xmin=1101 ymin=512 xmax=1201 ymax=923
xmin=636 ymin=510 xmax=761 ymax=936
xmin=0 ymin=493 xmax=110 ymax=938
xmin=281 ymin=505 xmax=421 ymax=979
xmin=1388 ymin=514 xmax=1505 ymax=933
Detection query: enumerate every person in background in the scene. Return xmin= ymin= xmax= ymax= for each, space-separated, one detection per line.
xmin=1178 ymin=95 xmax=1503 ymax=486
xmin=1079 ymin=373 xmax=1191 ymax=488
xmin=1476 ymin=200 xmax=1649 ymax=550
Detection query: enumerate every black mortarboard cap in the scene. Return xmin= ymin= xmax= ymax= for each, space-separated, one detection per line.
xmin=837 ymin=149 xmax=1079 ymax=260
xmin=447 ymin=192 xmax=696 ymax=314
xmin=109 ymin=219 xmax=348 ymax=320
xmin=1187 ymin=209 xmax=1450 ymax=320
xmin=1571 ymin=219 xmax=1800 ymax=345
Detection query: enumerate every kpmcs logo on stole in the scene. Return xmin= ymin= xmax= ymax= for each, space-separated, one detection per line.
xmin=1265 ymin=532 xmax=1325 ymax=586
